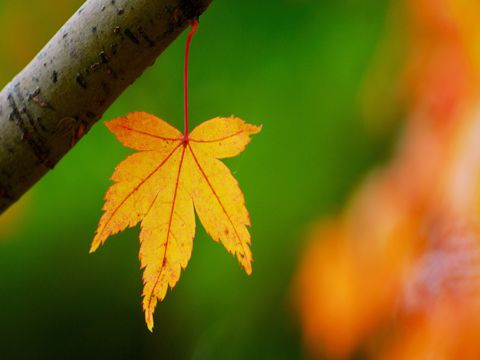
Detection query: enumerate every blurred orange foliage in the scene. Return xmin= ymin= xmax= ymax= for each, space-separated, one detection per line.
xmin=296 ymin=0 xmax=480 ymax=358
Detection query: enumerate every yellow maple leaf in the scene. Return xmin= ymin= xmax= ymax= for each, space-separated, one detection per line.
xmin=90 ymin=111 xmax=261 ymax=331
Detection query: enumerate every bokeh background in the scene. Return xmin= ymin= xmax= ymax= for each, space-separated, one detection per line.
xmin=3 ymin=0 xmax=475 ymax=359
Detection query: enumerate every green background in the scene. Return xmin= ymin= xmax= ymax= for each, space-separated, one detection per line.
xmin=0 ymin=0 xmax=393 ymax=358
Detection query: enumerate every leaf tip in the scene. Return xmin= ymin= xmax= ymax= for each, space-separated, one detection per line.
xmin=231 ymin=116 xmax=262 ymax=136
xmin=146 ymin=319 xmax=154 ymax=332
xmin=89 ymin=236 xmax=102 ymax=253
xmin=250 ymin=123 xmax=262 ymax=135
xmin=144 ymin=307 xmax=155 ymax=332
xmin=89 ymin=244 xmax=98 ymax=254
xmin=241 ymin=257 xmax=253 ymax=275
xmin=240 ymin=120 xmax=262 ymax=137
xmin=104 ymin=115 xmax=128 ymax=134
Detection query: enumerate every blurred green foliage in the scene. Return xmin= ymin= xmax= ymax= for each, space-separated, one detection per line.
xmin=0 ymin=0 xmax=394 ymax=358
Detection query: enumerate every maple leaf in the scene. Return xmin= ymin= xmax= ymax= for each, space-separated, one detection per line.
xmin=90 ymin=111 xmax=261 ymax=331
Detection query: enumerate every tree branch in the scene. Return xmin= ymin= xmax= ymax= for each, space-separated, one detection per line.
xmin=0 ymin=0 xmax=212 ymax=213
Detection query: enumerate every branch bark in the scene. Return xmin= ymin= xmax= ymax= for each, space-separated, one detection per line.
xmin=0 ymin=0 xmax=212 ymax=213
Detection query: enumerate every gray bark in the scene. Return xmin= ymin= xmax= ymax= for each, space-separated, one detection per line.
xmin=0 ymin=0 xmax=212 ymax=213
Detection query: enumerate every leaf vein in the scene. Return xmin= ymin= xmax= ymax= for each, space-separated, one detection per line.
xmin=187 ymin=144 xmax=249 ymax=258
xmin=146 ymin=145 xmax=187 ymax=309
xmin=97 ymin=144 xmax=181 ymax=241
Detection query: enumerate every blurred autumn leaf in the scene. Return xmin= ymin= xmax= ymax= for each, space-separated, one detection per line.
xmin=296 ymin=0 xmax=480 ymax=358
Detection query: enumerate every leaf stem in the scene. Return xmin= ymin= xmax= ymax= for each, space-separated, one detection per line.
xmin=184 ymin=19 xmax=199 ymax=139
